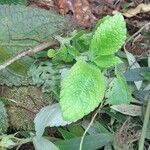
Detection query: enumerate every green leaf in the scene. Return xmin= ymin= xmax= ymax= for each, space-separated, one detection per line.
xmin=0 ymin=0 xmax=27 ymax=5
xmin=57 ymin=128 xmax=77 ymax=140
xmin=0 ymin=4 xmax=71 ymax=76
xmin=93 ymin=16 xmax=111 ymax=32
xmin=125 ymin=50 xmax=142 ymax=90
xmin=90 ymin=13 xmax=126 ymax=59
xmin=123 ymin=67 xmax=150 ymax=81
xmin=28 ymin=61 xmax=61 ymax=95
xmin=60 ymin=60 xmax=105 ymax=121
xmin=0 ymin=68 xmax=33 ymax=86
xmin=56 ymin=133 xmax=113 ymax=150
xmin=144 ymin=72 xmax=150 ymax=81
xmin=53 ymin=46 xmax=79 ymax=62
xmin=0 ymin=101 xmax=8 ymax=134
xmin=106 ymin=74 xmax=131 ymax=105
xmin=94 ymin=55 xmax=122 ymax=69
xmin=47 ymin=49 xmax=56 ymax=58
xmin=33 ymin=136 xmax=59 ymax=150
xmin=34 ymin=103 xmax=72 ymax=138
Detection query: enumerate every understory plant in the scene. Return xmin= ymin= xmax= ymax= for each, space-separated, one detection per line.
xmin=33 ymin=13 xmax=132 ymax=149
xmin=49 ymin=13 xmax=128 ymax=121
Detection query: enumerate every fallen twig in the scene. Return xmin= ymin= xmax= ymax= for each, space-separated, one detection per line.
xmin=0 ymin=40 xmax=57 ymax=71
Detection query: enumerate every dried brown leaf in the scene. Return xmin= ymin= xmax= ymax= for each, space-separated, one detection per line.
xmin=123 ymin=3 xmax=150 ymax=17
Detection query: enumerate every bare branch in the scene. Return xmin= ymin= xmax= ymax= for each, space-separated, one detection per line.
xmin=0 ymin=41 xmax=57 ymax=71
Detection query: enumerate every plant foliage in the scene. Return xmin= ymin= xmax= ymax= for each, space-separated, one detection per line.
xmin=0 ymin=4 xmax=71 ymax=76
xmin=60 ymin=60 xmax=105 ymax=121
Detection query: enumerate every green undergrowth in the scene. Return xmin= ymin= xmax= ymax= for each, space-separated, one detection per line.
xmin=0 ymin=4 xmax=149 ymax=150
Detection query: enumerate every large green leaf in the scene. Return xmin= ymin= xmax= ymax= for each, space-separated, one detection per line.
xmin=106 ymin=74 xmax=131 ymax=105
xmin=60 ymin=60 xmax=105 ymax=121
xmin=0 ymin=4 xmax=70 ymax=76
xmin=90 ymin=13 xmax=126 ymax=60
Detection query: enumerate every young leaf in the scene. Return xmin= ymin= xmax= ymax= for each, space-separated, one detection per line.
xmin=33 ymin=136 xmax=59 ymax=150
xmin=52 ymin=46 xmax=79 ymax=62
xmin=94 ymin=55 xmax=122 ymax=69
xmin=34 ymin=103 xmax=72 ymax=138
xmin=60 ymin=60 xmax=105 ymax=121
xmin=28 ymin=61 xmax=61 ymax=95
xmin=106 ymin=74 xmax=131 ymax=105
xmin=90 ymin=13 xmax=126 ymax=59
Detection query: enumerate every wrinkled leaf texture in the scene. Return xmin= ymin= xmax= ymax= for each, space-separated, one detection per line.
xmin=90 ymin=13 xmax=126 ymax=59
xmin=60 ymin=60 xmax=105 ymax=121
xmin=0 ymin=4 xmax=70 ymax=77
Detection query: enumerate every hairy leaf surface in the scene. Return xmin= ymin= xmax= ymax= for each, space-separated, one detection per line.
xmin=94 ymin=55 xmax=122 ymax=69
xmin=60 ymin=60 xmax=105 ymax=121
xmin=90 ymin=13 xmax=126 ymax=59
xmin=0 ymin=4 xmax=71 ymax=76
xmin=0 ymin=68 xmax=33 ymax=86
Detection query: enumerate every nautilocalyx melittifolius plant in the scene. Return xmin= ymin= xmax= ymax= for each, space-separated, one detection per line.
xmin=59 ymin=13 xmax=127 ymax=122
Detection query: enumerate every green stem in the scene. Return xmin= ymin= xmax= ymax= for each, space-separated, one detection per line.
xmin=138 ymin=97 xmax=150 ymax=150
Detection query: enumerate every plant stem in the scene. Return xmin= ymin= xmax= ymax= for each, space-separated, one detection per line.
xmin=79 ymin=101 xmax=105 ymax=150
xmin=138 ymin=96 xmax=150 ymax=150
xmin=124 ymin=22 xmax=150 ymax=52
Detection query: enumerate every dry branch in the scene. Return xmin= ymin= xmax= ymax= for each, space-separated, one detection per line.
xmin=0 ymin=41 xmax=57 ymax=71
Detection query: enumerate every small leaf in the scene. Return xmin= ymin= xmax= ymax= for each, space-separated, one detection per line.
xmin=53 ymin=46 xmax=79 ymax=62
xmin=34 ymin=103 xmax=72 ymax=138
xmin=47 ymin=49 xmax=56 ymax=58
xmin=90 ymin=13 xmax=126 ymax=59
xmin=60 ymin=60 xmax=105 ymax=121
xmin=0 ymin=136 xmax=16 ymax=149
xmin=28 ymin=61 xmax=61 ymax=95
xmin=33 ymin=136 xmax=59 ymax=150
xmin=106 ymin=74 xmax=131 ymax=105
xmin=94 ymin=55 xmax=122 ymax=69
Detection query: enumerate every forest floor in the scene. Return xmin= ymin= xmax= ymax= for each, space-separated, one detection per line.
xmin=0 ymin=0 xmax=150 ymax=150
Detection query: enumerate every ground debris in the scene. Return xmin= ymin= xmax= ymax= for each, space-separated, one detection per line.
xmin=56 ymin=0 xmax=96 ymax=27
